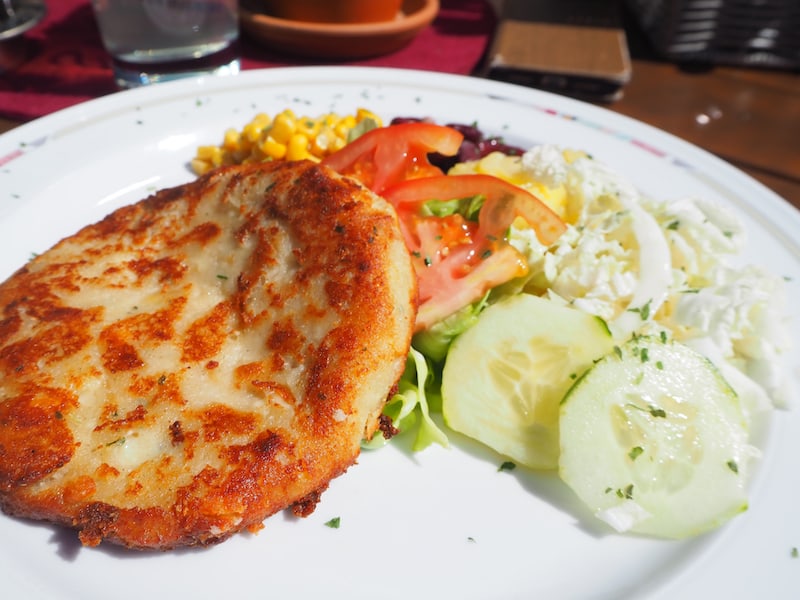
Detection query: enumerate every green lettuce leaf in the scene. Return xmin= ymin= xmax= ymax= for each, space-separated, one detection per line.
xmin=362 ymin=347 xmax=449 ymax=451
xmin=413 ymin=293 xmax=491 ymax=363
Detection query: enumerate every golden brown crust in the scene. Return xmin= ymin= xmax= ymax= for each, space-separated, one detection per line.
xmin=0 ymin=161 xmax=416 ymax=549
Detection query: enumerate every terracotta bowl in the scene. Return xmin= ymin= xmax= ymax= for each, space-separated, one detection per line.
xmin=261 ymin=0 xmax=404 ymax=24
xmin=240 ymin=0 xmax=439 ymax=59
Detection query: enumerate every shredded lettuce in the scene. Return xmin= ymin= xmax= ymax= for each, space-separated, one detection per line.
xmin=412 ymin=293 xmax=490 ymax=363
xmin=420 ymin=194 xmax=485 ymax=220
xmin=363 ymin=347 xmax=449 ymax=451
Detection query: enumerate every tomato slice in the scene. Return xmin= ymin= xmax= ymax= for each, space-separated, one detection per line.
xmin=382 ymin=174 xmax=567 ymax=330
xmin=321 ymin=123 xmax=463 ymax=194
xmin=385 ymin=174 xmax=566 ymax=247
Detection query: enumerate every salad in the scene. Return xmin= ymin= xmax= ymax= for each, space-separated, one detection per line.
xmin=192 ymin=110 xmax=790 ymax=540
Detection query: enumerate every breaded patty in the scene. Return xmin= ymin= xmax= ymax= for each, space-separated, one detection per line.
xmin=0 ymin=160 xmax=416 ymax=550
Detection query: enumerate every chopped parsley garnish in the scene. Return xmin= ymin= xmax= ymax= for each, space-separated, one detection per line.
xmin=606 ymin=485 xmax=634 ymax=499
xmin=726 ymin=460 xmax=739 ymax=474
xmin=498 ymin=461 xmax=517 ymax=472
xmin=615 ymin=484 xmax=634 ymax=500
xmin=627 ymin=299 xmax=652 ymax=321
xmin=626 ymin=403 xmax=666 ymax=418
xmin=324 ymin=517 xmax=341 ymax=529
xmin=628 ymin=446 xmax=644 ymax=461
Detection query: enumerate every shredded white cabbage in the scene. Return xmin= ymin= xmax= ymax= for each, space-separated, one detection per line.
xmin=520 ymin=145 xmax=568 ymax=188
xmin=510 ymin=145 xmax=790 ymax=417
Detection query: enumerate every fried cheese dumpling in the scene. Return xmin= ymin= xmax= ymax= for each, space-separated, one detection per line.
xmin=0 ymin=160 xmax=417 ymax=550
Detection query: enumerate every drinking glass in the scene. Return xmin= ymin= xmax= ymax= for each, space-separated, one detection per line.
xmin=91 ymin=0 xmax=240 ymax=88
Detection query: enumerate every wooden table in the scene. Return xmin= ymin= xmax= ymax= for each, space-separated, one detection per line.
xmin=2 ymin=61 xmax=798 ymax=211
xmin=607 ymin=60 xmax=799 ymax=210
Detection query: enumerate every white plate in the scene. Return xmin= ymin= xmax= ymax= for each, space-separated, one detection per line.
xmin=1 ymin=67 xmax=799 ymax=600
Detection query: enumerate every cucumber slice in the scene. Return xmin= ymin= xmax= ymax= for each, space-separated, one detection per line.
xmin=441 ymin=294 xmax=615 ymax=469
xmin=559 ymin=336 xmax=752 ymax=538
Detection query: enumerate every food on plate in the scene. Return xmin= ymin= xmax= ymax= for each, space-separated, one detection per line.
xmin=559 ymin=336 xmax=753 ymax=539
xmin=447 ymin=149 xmax=576 ymax=218
xmin=321 ymin=121 xmax=464 ymax=194
xmin=381 ymin=173 xmax=566 ymax=330
xmin=191 ymin=108 xmax=382 ymax=175
xmin=0 ymin=160 xmax=416 ymax=549
xmin=191 ymin=111 xmax=790 ymax=539
xmin=322 ymin=122 xmax=567 ymax=330
xmin=388 ymin=117 xmax=527 ymax=172
xmin=437 ymin=143 xmax=788 ymax=536
xmin=441 ymin=293 xmax=615 ymax=469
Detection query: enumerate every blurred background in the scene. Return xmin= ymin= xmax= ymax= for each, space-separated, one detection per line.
xmin=1 ymin=0 xmax=798 ymax=206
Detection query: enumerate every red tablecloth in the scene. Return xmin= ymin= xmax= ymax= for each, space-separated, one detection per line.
xmin=0 ymin=0 xmax=496 ymax=122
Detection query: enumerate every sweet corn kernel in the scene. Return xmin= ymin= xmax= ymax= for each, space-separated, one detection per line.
xmin=195 ymin=145 xmax=218 ymax=161
xmin=296 ymin=118 xmax=320 ymax=138
xmin=260 ymin=136 xmax=287 ymax=160
xmin=251 ymin=112 xmax=271 ymax=128
xmin=243 ymin=121 xmax=265 ymax=143
xmin=222 ymin=128 xmax=240 ymax=151
xmin=310 ymin=128 xmax=333 ymax=157
xmin=270 ymin=113 xmax=296 ymax=144
xmin=211 ymin=147 xmax=224 ymax=167
xmin=286 ymin=133 xmax=310 ymax=161
xmin=190 ymin=158 xmax=211 ymax=175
